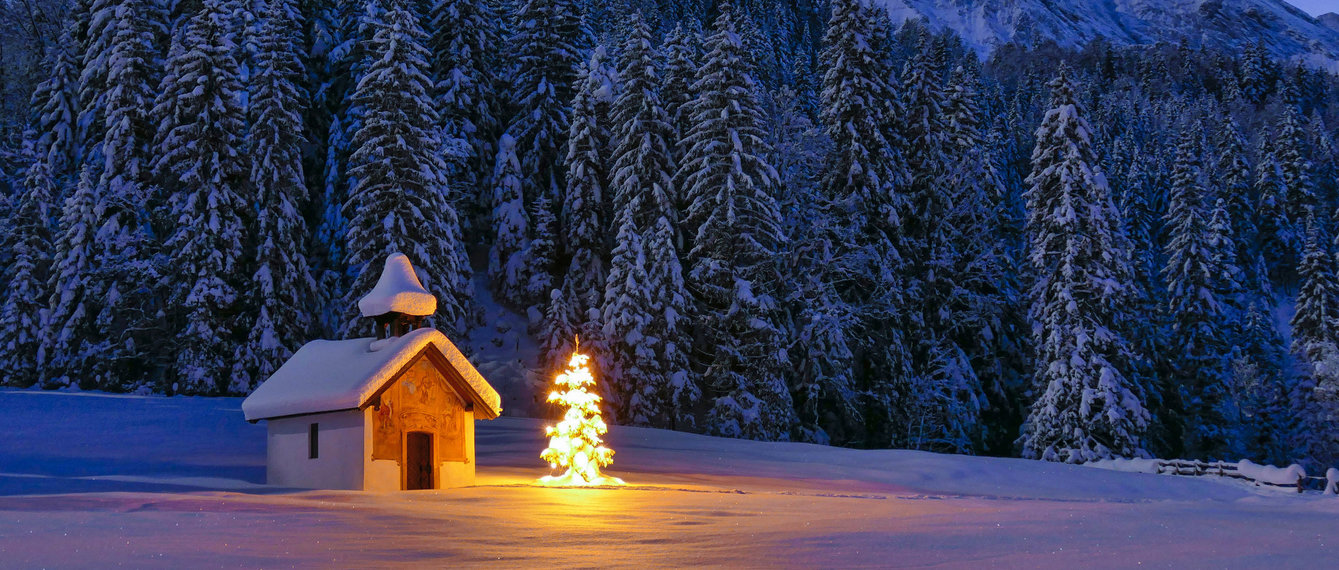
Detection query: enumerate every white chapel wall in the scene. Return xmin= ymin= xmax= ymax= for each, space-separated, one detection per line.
xmin=267 ymin=409 xmax=365 ymax=489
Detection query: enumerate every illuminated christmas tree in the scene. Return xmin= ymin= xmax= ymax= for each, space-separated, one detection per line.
xmin=539 ymin=339 xmax=625 ymax=486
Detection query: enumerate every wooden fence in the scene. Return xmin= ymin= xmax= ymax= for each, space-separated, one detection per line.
xmin=1152 ymin=459 xmax=1335 ymax=494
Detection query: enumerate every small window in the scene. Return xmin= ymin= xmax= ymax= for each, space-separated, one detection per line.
xmin=309 ymin=423 xmax=319 ymax=459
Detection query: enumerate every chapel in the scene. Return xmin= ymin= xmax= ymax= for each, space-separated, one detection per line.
xmin=241 ymin=253 xmax=501 ymax=490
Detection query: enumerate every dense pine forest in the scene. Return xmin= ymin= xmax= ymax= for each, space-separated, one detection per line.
xmin=0 ymin=0 xmax=1337 ymax=470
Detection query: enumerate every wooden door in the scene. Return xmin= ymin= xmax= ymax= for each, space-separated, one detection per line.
xmin=404 ymin=431 xmax=434 ymax=490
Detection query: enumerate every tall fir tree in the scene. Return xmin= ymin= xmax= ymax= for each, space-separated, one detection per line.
xmin=600 ymin=208 xmax=651 ymax=422
xmin=42 ymin=165 xmax=99 ymax=389
xmin=1213 ymin=112 xmax=1266 ymax=298
xmin=309 ymin=0 xmax=367 ymax=335
xmin=229 ymin=0 xmax=316 ymax=393
xmin=1020 ymin=68 xmax=1148 ymax=463
xmin=82 ymin=0 xmax=162 ymax=392
xmin=1290 ymin=217 xmax=1338 ymax=367
xmin=1233 ymin=301 xmax=1292 ymax=464
xmin=607 ymin=14 xmax=696 ymax=429
xmin=428 ymin=0 xmax=503 ymax=223
xmin=152 ymin=0 xmax=249 ymax=394
xmin=543 ymin=47 xmax=615 ymax=377
xmin=526 ymin=192 xmax=559 ymax=309
xmin=661 ymin=22 xmax=700 ymax=167
xmin=498 ymin=0 xmax=585 ymax=306
xmin=76 ymin=0 xmax=119 ymax=163
xmin=909 ymin=62 xmax=1018 ymax=454
xmin=678 ymin=3 xmax=794 ymax=440
xmin=0 ymin=154 xmax=57 ymax=387
xmin=1162 ymin=125 xmax=1237 ymax=459
xmin=1289 ymin=217 xmax=1339 ymax=467
xmin=900 ymin=30 xmax=950 ymax=272
xmin=1256 ymin=95 xmax=1314 ymax=287
xmin=816 ymin=0 xmax=909 ymax=446
xmin=31 ymin=25 xmax=82 ymax=177
xmin=342 ymin=0 xmax=475 ymax=338
xmin=489 ymin=133 xmax=530 ymax=304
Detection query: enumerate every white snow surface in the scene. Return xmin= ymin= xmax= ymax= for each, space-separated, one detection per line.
xmin=1236 ymin=459 xmax=1308 ymax=486
xmin=1089 ymin=458 xmax=1314 ymax=487
xmin=877 ymin=0 xmax=1339 ymax=70
xmin=240 ymin=327 xmax=501 ymax=421
xmin=3 ymin=390 xmax=1337 ymax=567
xmin=357 ymin=252 xmax=437 ymax=317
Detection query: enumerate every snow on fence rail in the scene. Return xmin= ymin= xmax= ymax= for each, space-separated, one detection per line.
xmin=1089 ymin=458 xmax=1339 ymax=495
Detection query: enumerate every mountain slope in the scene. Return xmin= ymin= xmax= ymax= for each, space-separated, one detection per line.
xmin=878 ymin=0 xmax=1339 ymax=69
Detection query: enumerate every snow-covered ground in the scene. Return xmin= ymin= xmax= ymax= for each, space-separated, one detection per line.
xmin=1 ymin=390 xmax=1336 ymax=567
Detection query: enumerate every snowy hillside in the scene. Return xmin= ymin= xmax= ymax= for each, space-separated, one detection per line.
xmin=1319 ymin=12 xmax=1339 ymax=32
xmin=879 ymin=0 xmax=1339 ymax=69
xmin=2 ymin=390 xmax=1336 ymax=566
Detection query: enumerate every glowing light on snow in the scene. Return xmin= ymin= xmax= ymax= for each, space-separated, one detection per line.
xmin=538 ymin=339 xmax=624 ymax=487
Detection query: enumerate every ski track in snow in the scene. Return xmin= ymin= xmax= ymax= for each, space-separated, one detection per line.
xmin=1 ymin=390 xmax=1336 ymax=567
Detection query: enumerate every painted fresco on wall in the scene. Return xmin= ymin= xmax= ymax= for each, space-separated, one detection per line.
xmin=370 ymin=356 xmax=469 ymax=463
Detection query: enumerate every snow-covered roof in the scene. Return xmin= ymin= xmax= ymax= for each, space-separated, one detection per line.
xmin=358 ymin=253 xmax=436 ymax=317
xmin=242 ymin=328 xmax=501 ymax=422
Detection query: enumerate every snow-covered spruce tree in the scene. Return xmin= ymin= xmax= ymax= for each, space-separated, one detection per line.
xmin=661 ymin=22 xmax=700 ymax=167
xmin=600 ymin=208 xmax=652 ymax=423
xmin=1290 ymin=216 xmax=1339 ymax=366
xmin=428 ymin=0 xmax=502 ymax=222
xmin=1019 ymin=68 xmax=1149 ymax=463
xmin=735 ymin=6 xmax=777 ymax=89
xmin=42 ymin=165 xmax=99 ymax=389
xmin=501 ymin=0 xmax=584 ymax=257
xmin=1108 ymin=138 xmax=1173 ymax=456
xmin=1253 ymin=147 xmax=1288 ymax=285
xmin=31 ymin=25 xmax=82 ymax=177
xmin=1256 ymin=96 xmax=1314 ymax=288
xmin=1307 ymin=113 xmax=1336 ymax=212
xmin=607 ymin=14 xmax=697 ymax=430
xmin=0 ymin=155 xmax=57 ymax=387
xmin=1213 ymin=112 xmax=1266 ymax=297
xmin=1272 ymin=97 xmax=1315 ymax=239
xmin=75 ymin=0 xmax=118 ymax=163
xmin=526 ymin=192 xmax=558 ymax=311
xmin=489 ymin=133 xmax=530 ymax=304
xmin=229 ymin=0 xmax=316 ymax=394
xmin=487 ymin=0 xmax=584 ymax=308
xmin=816 ymin=0 xmax=909 ymax=446
xmin=765 ymin=82 xmax=843 ymax=445
xmin=900 ymin=30 xmax=949 ymax=269
xmin=1204 ymin=196 xmax=1254 ymax=457
xmin=152 ymin=0 xmax=249 ymax=395
xmin=1233 ymin=301 xmax=1293 ymax=464
xmin=788 ymin=222 xmax=860 ymax=445
xmin=1289 ymin=217 xmax=1339 ymax=467
xmin=643 ymin=216 xmax=696 ymax=430
xmin=1237 ymin=41 xmax=1275 ymax=106
xmin=542 ymin=47 xmax=615 ymax=378
xmin=1162 ymin=125 xmax=1238 ymax=459
xmin=341 ymin=0 xmax=475 ymax=338
xmin=83 ymin=0 xmax=163 ymax=392
xmin=309 ymin=0 xmax=366 ymax=335
xmin=906 ymin=62 xmax=1017 ymax=454
xmin=677 ymin=4 xmax=795 ymax=441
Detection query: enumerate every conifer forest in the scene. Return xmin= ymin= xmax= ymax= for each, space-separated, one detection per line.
xmin=1 ymin=0 xmax=1338 ymax=471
